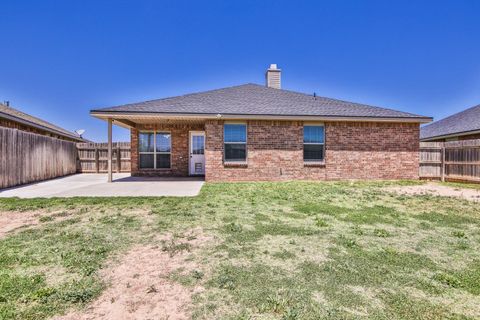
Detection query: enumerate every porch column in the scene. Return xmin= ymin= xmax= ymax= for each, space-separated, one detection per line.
xmin=107 ymin=118 xmax=113 ymax=182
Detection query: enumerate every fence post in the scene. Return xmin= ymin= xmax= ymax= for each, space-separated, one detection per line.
xmin=95 ymin=148 xmax=99 ymax=173
xmin=441 ymin=146 xmax=446 ymax=182
xmin=116 ymin=144 xmax=121 ymax=173
xmin=107 ymin=118 xmax=113 ymax=182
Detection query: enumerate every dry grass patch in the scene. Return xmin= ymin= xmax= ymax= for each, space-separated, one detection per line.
xmin=386 ymin=182 xmax=480 ymax=202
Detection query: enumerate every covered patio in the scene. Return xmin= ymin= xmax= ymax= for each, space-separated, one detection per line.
xmin=92 ymin=113 xmax=210 ymax=182
xmin=0 ymin=173 xmax=204 ymax=198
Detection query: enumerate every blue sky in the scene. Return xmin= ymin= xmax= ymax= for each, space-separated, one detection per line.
xmin=1 ymin=0 xmax=479 ymax=142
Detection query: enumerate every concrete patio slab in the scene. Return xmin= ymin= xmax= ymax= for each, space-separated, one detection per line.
xmin=0 ymin=174 xmax=204 ymax=198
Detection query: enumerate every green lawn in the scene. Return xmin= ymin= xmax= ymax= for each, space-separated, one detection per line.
xmin=1 ymin=181 xmax=480 ymax=319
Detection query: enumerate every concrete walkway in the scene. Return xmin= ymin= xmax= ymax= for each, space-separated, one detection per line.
xmin=0 ymin=174 xmax=205 ymax=198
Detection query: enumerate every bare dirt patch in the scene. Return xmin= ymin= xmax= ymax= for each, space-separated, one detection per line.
xmin=0 ymin=211 xmax=41 ymax=238
xmin=0 ymin=210 xmax=78 ymax=239
xmin=386 ymin=183 xmax=480 ymax=202
xmin=55 ymin=228 xmax=213 ymax=320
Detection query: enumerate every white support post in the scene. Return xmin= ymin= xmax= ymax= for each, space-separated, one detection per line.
xmin=108 ymin=118 xmax=113 ymax=183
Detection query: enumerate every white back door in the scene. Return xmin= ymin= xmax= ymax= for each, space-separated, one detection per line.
xmin=189 ymin=131 xmax=205 ymax=175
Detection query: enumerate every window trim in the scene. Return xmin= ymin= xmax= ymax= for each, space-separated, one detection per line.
xmin=303 ymin=124 xmax=325 ymax=163
xmin=223 ymin=122 xmax=247 ymax=163
xmin=138 ymin=130 xmax=172 ymax=170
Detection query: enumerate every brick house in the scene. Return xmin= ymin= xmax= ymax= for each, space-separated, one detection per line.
xmin=421 ymin=104 xmax=480 ymax=142
xmin=0 ymin=102 xmax=84 ymax=142
xmin=91 ymin=65 xmax=431 ymax=182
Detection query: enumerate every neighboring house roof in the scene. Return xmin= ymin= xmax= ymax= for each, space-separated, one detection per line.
xmin=91 ymin=84 xmax=431 ymax=122
xmin=0 ymin=103 xmax=84 ymax=141
xmin=420 ymin=104 xmax=480 ymax=141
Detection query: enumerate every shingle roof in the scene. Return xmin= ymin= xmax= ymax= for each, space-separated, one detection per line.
xmin=420 ymin=104 xmax=480 ymax=140
xmin=91 ymin=83 xmax=430 ymax=121
xmin=0 ymin=103 xmax=84 ymax=141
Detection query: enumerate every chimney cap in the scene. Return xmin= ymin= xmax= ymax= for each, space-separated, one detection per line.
xmin=268 ymin=64 xmax=280 ymax=70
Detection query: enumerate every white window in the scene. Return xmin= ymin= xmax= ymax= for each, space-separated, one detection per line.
xmin=303 ymin=125 xmax=325 ymax=161
xmin=224 ymin=124 xmax=247 ymax=162
xmin=138 ymin=132 xmax=171 ymax=169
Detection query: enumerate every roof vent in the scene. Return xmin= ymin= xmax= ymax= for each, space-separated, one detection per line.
xmin=3 ymin=101 xmax=10 ymax=107
xmin=265 ymin=64 xmax=281 ymax=89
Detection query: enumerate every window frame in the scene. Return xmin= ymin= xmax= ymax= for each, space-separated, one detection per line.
xmin=303 ymin=124 xmax=325 ymax=162
xmin=223 ymin=122 xmax=247 ymax=163
xmin=138 ymin=130 xmax=172 ymax=169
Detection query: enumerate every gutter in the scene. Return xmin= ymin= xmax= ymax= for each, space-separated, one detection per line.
xmin=90 ymin=111 xmax=433 ymax=124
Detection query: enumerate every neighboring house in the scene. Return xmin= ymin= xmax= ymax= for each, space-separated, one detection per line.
xmin=420 ymin=104 xmax=480 ymax=142
xmin=91 ymin=65 xmax=432 ymax=182
xmin=0 ymin=102 xmax=84 ymax=142
xmin=0 ymin=103 xmax=85 ymax=189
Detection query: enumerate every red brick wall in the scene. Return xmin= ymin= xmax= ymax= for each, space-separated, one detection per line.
xmin=205 ymin=120 xmax=326 ymax=181
xmin=131 ymin=123 xmax=204 ymax=176
xmin=325 ymin=122 xmax=419 ymax=180
xmin=130 ymin=120 xmax=420 ymax=181
xmin=205 ymin=120 xmax=419 ymax=182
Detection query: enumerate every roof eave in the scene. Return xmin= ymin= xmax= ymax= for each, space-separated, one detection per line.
xmin=0 ymin=111 xmax=84 ymax=142
xmin=421 ymin=128 xmax=480 ymax=141
xmin=90 ymin=111 xmax=432 ymax=124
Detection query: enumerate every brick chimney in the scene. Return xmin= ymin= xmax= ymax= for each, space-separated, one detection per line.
xmin=265 ymin=64 xmax=281 ymax=89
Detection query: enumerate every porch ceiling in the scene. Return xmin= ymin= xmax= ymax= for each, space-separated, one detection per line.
xmin=94 ymin=114 xmax=208 ymax=128
xmin=124 ymin=117 xmax=207 ymax=124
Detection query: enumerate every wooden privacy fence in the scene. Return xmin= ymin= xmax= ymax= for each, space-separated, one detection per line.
xmin=0 ymin=127 xmax=77 ymax=189
xmin=420 ymin=139 xmax=480 ymax=183
xmin=76 ymin=142 xmax=131 ymax=173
